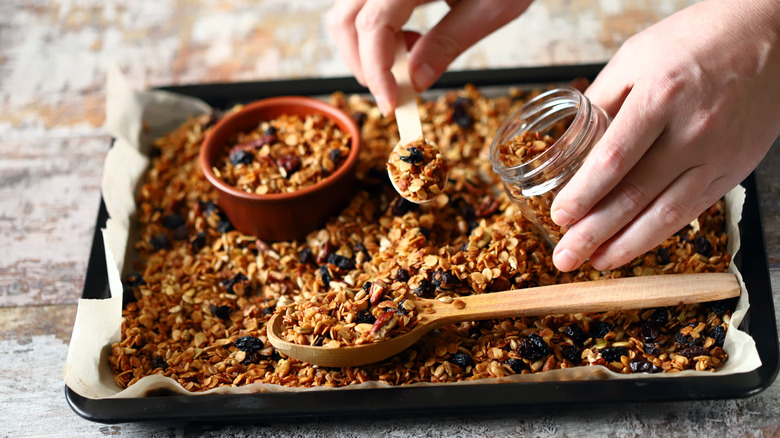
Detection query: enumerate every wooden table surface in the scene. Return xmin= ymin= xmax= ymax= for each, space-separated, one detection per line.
xmin=1 ymin=1 xmax=778 ymax=436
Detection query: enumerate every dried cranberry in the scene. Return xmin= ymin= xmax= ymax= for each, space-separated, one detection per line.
xmin=563 ymin=324 xmax=587 ymax=346
xmin=399 ymin=146 xmax=424 ymax=164
xmin=517 ymin=333 xmax=551 ymax=361
xmin=395 ymin=268 xmax=410 ymax=283
xmin=325 ymin=253 xmax=355 ymax=271
xmin=162 ymin=213 xmax=186 ymax=229
xmin=209 ymin=304 xmax=233 ymax=320
xmin=230 ymin=149 xmax=254 ymax=166
xmin=710 ymin=325 xmax=726 ymax=348
xmin=679 ymin=345 xmax=709 ymax=359
xmin=656 ymin=247 xmax=671 ymax=265
xmin=150 ymin=233 xmax=170 ymax=250
xmin=298 ymin=247 xmax=315 ymax=265
xmin=589 ymin=321 xmax=613 ymax=339
xmin=150 ymin=356 xmax=167 ymax=370
xmin=390 ymin=197 xmax=418 ymax=216
xmin=693 ymin=236 xmax=713 ymax=257
xmin=629 ymin=358 xmax=660 ymax=373
xmin=356 ymin=310 xmax=376 ymax=324
xmin=601 ymin=346 xmax=629 ymax=362
xmin=503 ymin=358 xmax=525 ymax=373
xmin=641 ymin=321 xmax=661 ymax=341
xmin=449 ymin=352 xmax=475 ymax=368
xmin=562 ymin=345 xmax=582 ymax=364
xmin=276 ymin=153 xmax=301 ymax=176
xmin=234 ymin=336 xmax=264 ymax=352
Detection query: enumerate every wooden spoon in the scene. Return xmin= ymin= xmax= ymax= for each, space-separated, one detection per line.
xmin=267 ymin=272 xmax=740 ymax=367
xmin=386 ymin=33 xmax=448 ymax=204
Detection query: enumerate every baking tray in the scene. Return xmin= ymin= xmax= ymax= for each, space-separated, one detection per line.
xmin=66 ymin=64 xmax=780 ymax=423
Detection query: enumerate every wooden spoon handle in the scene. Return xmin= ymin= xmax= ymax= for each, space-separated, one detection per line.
xmin=391 ymin=33 xmax=423 ymax=145
xmin=432 ymin=273 xmax=740 ymax=324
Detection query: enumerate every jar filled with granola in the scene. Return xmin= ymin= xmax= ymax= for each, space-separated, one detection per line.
xmin=489 ymin=87 xmax=610 ymax=246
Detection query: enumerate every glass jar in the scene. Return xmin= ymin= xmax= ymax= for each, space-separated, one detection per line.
xmin=489 ymin=86 xmax=610 ymax=247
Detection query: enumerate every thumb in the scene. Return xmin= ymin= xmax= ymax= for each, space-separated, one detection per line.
xmin=408 ymin=0 xmax=532 ymax=91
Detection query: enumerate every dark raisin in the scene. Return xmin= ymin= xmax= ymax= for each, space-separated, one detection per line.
xmin=562 ymin=345 xmax=582 ymax=364
xmin=679 ymin=345 xmax=709 ymax=359
xmin=190 ymin=231 xmax=207 ymax=252
xmin=221 ymin=273 xmax=248 ymax=295
xmin=503 ymin=358 xmax=526 ymax=374
xmin=413 ymin=279 xmax=433 ymax=297
xmin=431 ymin=270 xmax=460 ymax=290
xmin=396 ymin=299 xmax=409 ymax=315
xmin=644 ymin=342 xmax=661 ymax=355
xmin=329 ymin=148 xmax=342 ymax=164
xmin=518 ymin=333 xmax=551 ymax=361
xmin=395 ymin=268 xmax=410 ymax=283
xmin=162 ymin=213 xmax=186 ymax=229
xmin=589 ymin=321 xmax=613 ymax=339
xmin=265 ymin=126 xmax=277 ymax=136
xmin=351 ymin=111 xmax=367 ymax=128
xmin=418 ymin=226 xmax=431 ymax=240
xmin=563 ymin=324 xmax=587 ymax=346
xmin=452 ymin=197 xmax=475 ymax=221
xmin=467 ymin=220 xmax=480 ymax=233
xmin=241 ymin=351 xmax=263 ymax=365
xmin=122 ymin=284 xmax=137 ymax=308
xmin=172 ymin=225 xmax=189 ymax=241
xmin=629 ymin=358 xmax=660 ymax=373
xmin=325 ymin=253 xmax=355 ymax=271
xmin=276 ymin=153 xmax=302 ymax=176
xmin=298 ymin=247 xmax=315 ymax=265
xmin=233 ymin=336 xmax=264 ymax=352
xmin=230 ymin=149 xmax=254 ymax=166
xmin=150 ymin=356 xmax=167 ymax=370
xmin=199 ymin=200 xmax=219 ymax=216
xmin=449 ymin=352 xmax=475 ymax=369
xmin=313 ymin=335 xmax=325 ymax=347
xmin=651 ymin=308 xmax=669 ymax=325
xmin=356 ymin=310 xmax=376 ymax=324
xmin=399 ymin=146 xmax=424 ymax=164
xmin=216 ymin=217 xmax=233 ymax=233
xmin=204 ymin=111 xmax=221 ymax=128
xmin=693 ymin=236 xmax=713 ymax=257
xmin=316 ymin=241 xmax=335 ymax=264
xmin=674 ymin=331 xmax=702 ymax=348
xmin=318 ymin=265 xmax=332 ymax=287
xmin=262 ymin=306 xmax=274 ymax=315
xmin=150 ymin=233 xmax=170 ymax=250
xmin=656 ymin=247 xmax=671 ymax=265
xmin=126 ymin=272 xmax=146 ymax=287
xmin=641 ymin=321 xmax=661 ymax=341
xmin=270 ymin=349 xmax=283 ymax=361
xmin=149 ymin=146 xmax=162 ymax=158
xmin=362 ymin=281 xmax=372 ymax=292
xmin=708 ymin=298 xmax=736 ymax=316
xmin=390 ymin=197 xmax=418 ymax=216
xmin=601 ymin=346 xmax=629 ymax=362
xmin=451 ymin=97 xmax=473 ymax=128
xmin=709 ymin=325 xmax=726 ymax=348
xmin=209 ymin=304 xmax=233 ymax=320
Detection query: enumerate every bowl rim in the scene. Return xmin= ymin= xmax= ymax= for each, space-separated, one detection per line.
xmin=199 ymin=95 xmax=361 ymax=202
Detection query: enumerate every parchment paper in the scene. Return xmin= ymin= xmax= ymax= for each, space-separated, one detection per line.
xmin=63 ymin=63 xmax=762 ymax=399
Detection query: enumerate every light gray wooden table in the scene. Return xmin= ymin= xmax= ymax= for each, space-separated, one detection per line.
xmin=1 ymin=1 xmax=778 ymax=436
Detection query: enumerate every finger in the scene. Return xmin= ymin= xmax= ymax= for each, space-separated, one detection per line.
xmin=588 ymin=166 xmax=730 ymax=271
xmin=408 ymin=0 xmax=532 ymax=91
xmin=355 ymin=0 xmax=419 ymax=114
xmin=552 ymin=132 xmax=694 ymax=272
xmin=549 ymin=83 xmax=667 ymax=227
xmin=326 ymin=0 xmax=369 ymax=86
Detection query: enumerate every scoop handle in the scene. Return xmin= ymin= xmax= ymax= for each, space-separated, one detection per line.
xmin=430 ymin=273 xmax=740 ymax=323
xmin=391 ymin=33 xmax=423 ymax=145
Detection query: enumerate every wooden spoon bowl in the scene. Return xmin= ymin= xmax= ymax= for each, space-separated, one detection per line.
xmin=267 ymin=273 xmax=740 ymax=368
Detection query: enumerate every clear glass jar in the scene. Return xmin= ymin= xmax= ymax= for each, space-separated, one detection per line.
xmin=489 ymin=86 xmax=610 ymax=247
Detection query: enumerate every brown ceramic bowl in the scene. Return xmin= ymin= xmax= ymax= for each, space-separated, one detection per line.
xmin=200 ymin=96 xmax=361 ymax=241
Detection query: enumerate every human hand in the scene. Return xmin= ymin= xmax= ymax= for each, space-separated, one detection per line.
xmin=326 ymin=0 xmax=531 ymax=115
xmin=550 ymin=0 xmax=780 ymax=272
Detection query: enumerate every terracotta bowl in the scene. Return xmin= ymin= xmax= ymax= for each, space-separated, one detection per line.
xmin=200 ymin=96 xmax=361 ymax=241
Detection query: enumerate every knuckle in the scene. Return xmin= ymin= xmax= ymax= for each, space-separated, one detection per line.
xmin=595 ymin=141 xmax=629 ymax=178
xmin=568 ymin=226 xmax=604 ymax=253
xmin=603 ymin=240 xmax=634 ymax=266
xmin=613 ymin=181 xmax=645 ymax=212
xmin=653 ymin=198 xmax=690 ymax=228
xmin=355 ymin=7 xmax=382 ymax=33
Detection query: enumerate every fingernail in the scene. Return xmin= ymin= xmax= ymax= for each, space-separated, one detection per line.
xmin=375 ymin=94 xmax=391 ymax=116
xmin=551 ymin=209 xmax=574 ymax=226
xmin=412 ymin=62 xmax=436 ymax=91
xmin=553 ymin=248 xmax=579 ymax=272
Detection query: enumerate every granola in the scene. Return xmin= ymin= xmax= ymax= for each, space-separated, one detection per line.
xmin=213 ymin=113 xmax=351 ymax=195
xmin=387 ymin=137 xmax=450 ymax=203
xmin=109 ymin=83 xmax=734 ymax=392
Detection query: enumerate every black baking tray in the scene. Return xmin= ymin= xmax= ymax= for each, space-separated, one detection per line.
xmin=66 ymin=64 xmax=780 ymax=423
